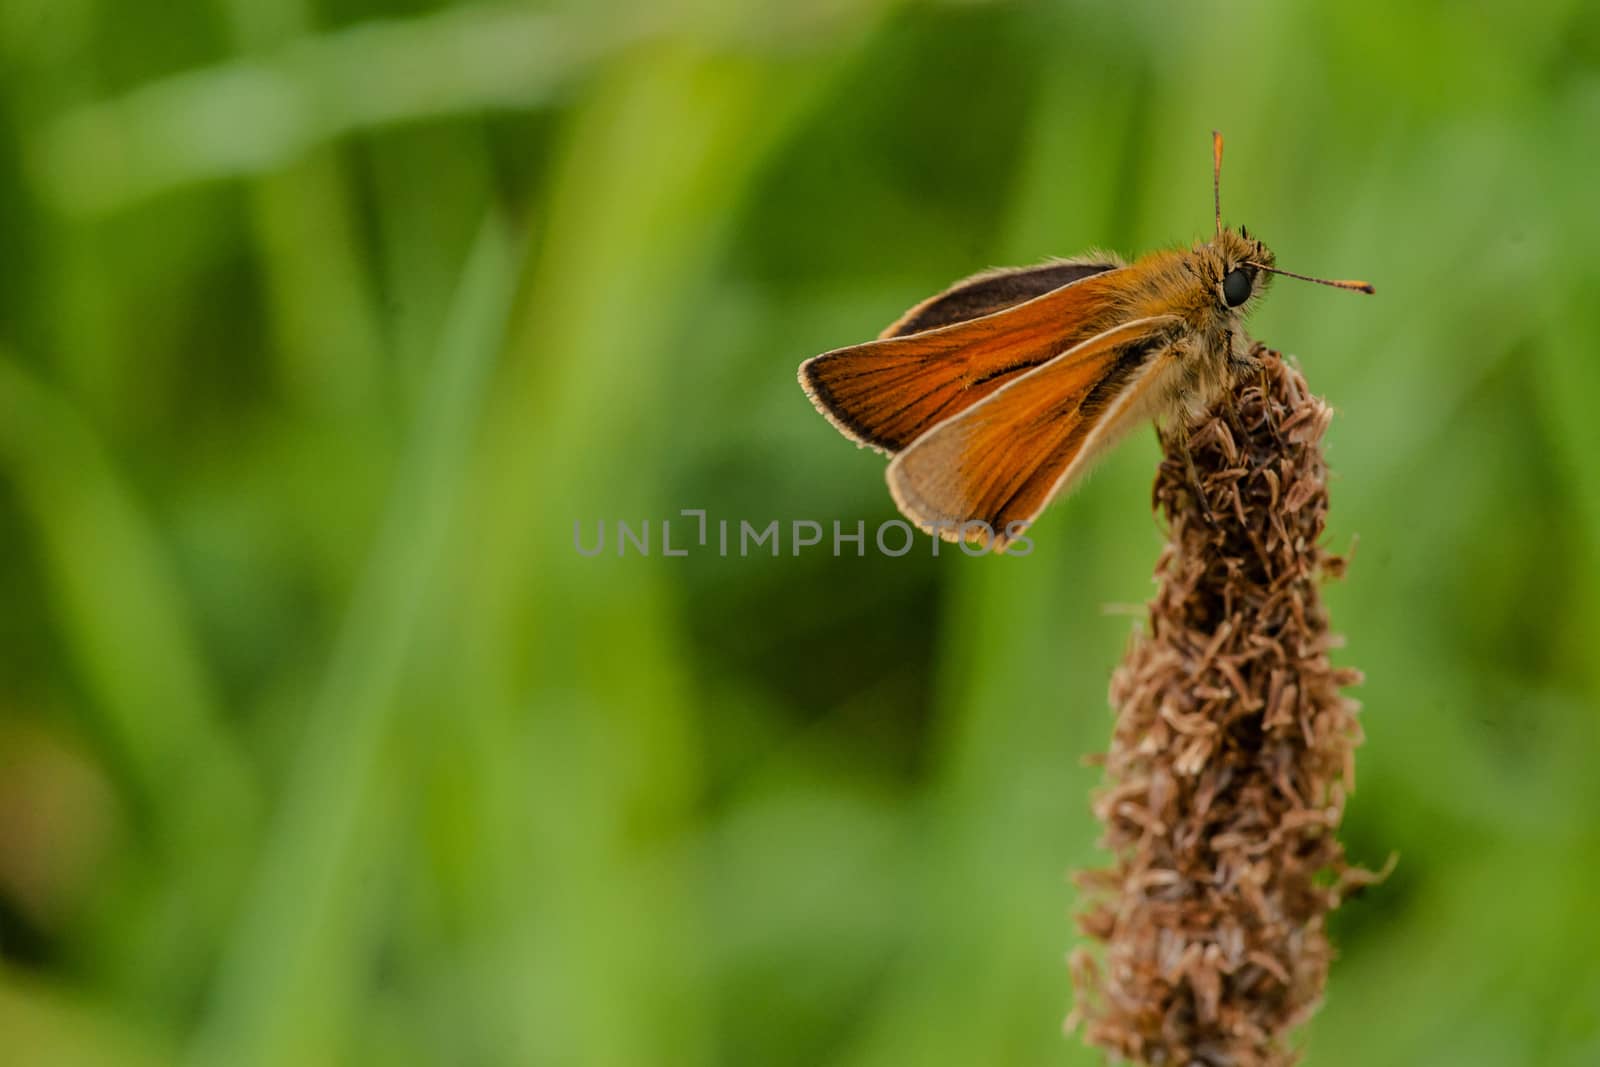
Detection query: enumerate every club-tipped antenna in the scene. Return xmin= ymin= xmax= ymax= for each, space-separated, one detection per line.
xmin=1245 ymin=262 xmax=1376 ymax=295
xmin=1212 ymin=130 xmax=1224 ymax=239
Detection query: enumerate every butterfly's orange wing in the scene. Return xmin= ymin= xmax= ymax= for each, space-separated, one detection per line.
xmin=798 ymin=260 xmax=1126 ymax=455
xmin=886 ymin=316 xmax=1178 ymax=550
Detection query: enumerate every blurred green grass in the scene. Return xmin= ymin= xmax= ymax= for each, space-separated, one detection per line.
xmin=1 ymin=1 xmax=1598 ymax=1064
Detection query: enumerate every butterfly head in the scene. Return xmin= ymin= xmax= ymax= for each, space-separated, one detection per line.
xmin=1204 ymin=226 xmax=1276 ymax=313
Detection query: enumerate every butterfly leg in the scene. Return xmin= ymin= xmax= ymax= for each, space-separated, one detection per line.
xmin=1168 ymin=418 xmax=1218 ymax=529
xmin=1226 ymin=337 xmax=1276 ymax=438
xmin=1246 ymin=343 xmax=1281 ymax=438
xmin=1222 ymin=336 xmax=1246 ymax=428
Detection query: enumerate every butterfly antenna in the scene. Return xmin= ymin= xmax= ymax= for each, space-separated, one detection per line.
xmin=1211 ymin=130 xmax=1224 ymax=239
xmin=1246 ymin=262 xmax=1376 ymax=294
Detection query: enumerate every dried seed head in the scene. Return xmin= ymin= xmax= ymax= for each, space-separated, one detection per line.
xmin=1069 ymin=349 xmax=1386 ymax=1067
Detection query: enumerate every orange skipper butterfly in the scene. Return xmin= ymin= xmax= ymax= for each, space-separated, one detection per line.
xmin=798 ymin=132 xmax=1372 ymax=552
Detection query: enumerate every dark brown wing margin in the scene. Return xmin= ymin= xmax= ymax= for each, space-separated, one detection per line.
xmin=881 ymin=257 xmax=1124 ymax=338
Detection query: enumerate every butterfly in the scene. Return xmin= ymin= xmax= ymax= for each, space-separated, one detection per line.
xmin=798 ymin=132 xmax=1372 ymax=552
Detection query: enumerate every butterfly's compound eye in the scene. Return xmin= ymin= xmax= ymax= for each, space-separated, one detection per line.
xmin=1222 ymin=267 xmax=1253 ymax=307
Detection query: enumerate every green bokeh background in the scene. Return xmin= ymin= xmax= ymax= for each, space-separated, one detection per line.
xmin=2 ymin=1 xmax=1597 ymax=1064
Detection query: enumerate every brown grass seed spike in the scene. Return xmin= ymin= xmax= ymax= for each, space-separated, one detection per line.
xmin=1069 ymin=348 xmax=1390 ymax=1067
